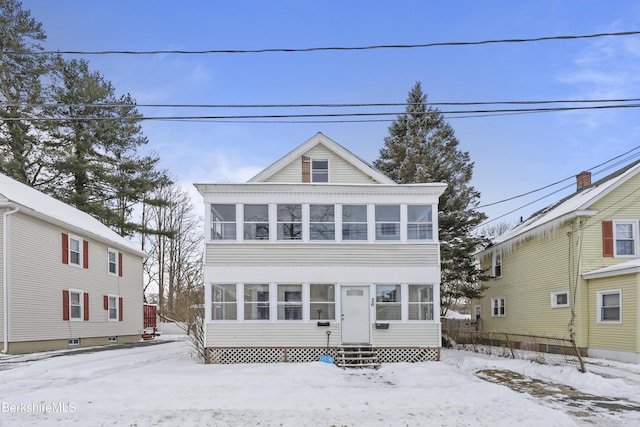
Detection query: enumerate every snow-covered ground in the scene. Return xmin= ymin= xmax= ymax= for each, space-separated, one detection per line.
xmin=0 ymin=336 xmax=639 ymax=426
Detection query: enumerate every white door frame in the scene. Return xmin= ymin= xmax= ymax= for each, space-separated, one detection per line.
xmin=340 ymin=285 xmax=371 ymax=344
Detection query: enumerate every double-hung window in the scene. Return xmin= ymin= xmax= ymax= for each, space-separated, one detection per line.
xmin=211 ymin=284 xmax=237 ymax=320
xmin=375 ymin=205 xmax=400 ymax=240
xmin=492 ymin=252 xmax=502 ymax=278
xmin=277 ymin=204 xmax=302 ymax=240
xmin=614 ymin=221 xmax=636 ymax=256
xmin=70 ymin=291 xmax=83 ymax=320
xmin=376 ymin=285 xmax=401 ymax=320
xmin=407 ymin=205 xmax=433 ymax=240
xmin=310 ymin=284 xmax=335 ymax=320
xmin=244 ymin=284 xmax=269 ymax=320
xmin=277 ymin=284 xmax=302 ymax=320
xmin=408 ymin=284 xmax=434 ymax=320
xmin=69 ymin=235 xmax=82 ymax=266
xmin=310 ymin=204 xmax=335 ymax=240
xmin=311 ymin=159 xmax=329 ymax=182
xmin=491 ymin=297 xmax=505 ymax=317
xmin=244 ymin=204 xmax=269 ymax=240
xmin=108 ymin=295 xmax=118 ymax=321
xmin=108 ymin=249 xmax=118 ymax=275
xmin=597 ymin=290 xmax=621 ymax=323
xmin=211 ymin=204 xmax=236 ymax=240
xmin=342 ymin=205 xmax=367 ymax=240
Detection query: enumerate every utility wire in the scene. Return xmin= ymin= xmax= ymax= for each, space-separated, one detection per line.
xmin=3 ymin=97 xmax=640 ymax=109
xmin=3 ymin=31 xmax=639 ymax=56
xmin=4 ymin=103 xmax=640 ymax=122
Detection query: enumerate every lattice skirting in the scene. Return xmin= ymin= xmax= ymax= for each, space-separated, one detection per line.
xmin=205 ymin=346 xmax=440 ymax=364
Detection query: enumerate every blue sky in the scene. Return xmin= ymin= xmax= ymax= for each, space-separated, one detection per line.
xmin=20 ymin=1 xmax=640 ymax=227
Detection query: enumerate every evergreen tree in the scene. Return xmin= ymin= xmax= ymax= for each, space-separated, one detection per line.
xmin=0 ymin=0 xmax=55 ymax=185
xmin=374 ymin=82 xmax=489 ymax=315
xmin=49 ymin=57 xmax=169 ymax=236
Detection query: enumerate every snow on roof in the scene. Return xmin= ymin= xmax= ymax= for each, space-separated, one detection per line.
xmin=483 ymin=160 xmax=640 ymax=255
xmin=0 ymin=173 xmax=144 ymax=256
xmin=583 ymin=258 xmax=640 ymax=279
xmin=247 ymin=132 xmax=395 ymax=184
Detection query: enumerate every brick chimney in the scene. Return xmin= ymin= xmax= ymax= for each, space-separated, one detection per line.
xmin=576 ymin=171 xmax=591 ymax=191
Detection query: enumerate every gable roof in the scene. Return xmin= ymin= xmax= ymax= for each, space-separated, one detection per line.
xmin=247 ymin=132 xmax=395 ymax=184
xmin=487 ymin=160 xmax=640 ymax=252
xmin=0 ymin=173 xmax=145 ymax=256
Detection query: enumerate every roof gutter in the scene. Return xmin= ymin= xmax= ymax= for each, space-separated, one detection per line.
xmin=2 ymin=204 xmax=19 ymax=354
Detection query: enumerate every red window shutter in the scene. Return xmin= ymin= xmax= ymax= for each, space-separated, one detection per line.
xmin=62 ymin=290 xmax=70 ymax=320
xmin=602 ymin=220 xmax=614 ymax=257
xmin=83 ymin=240 xmax=89 ymax=269
xmin=84 ymin=293 xmax=89 ymax=321
xmin=118 ymin=252 xmax=123 ymax=277
xmin=302 ymin=156 xmax=311 ymax=183
xmin=104 ymin=295 xmax=109 ymax=310
xmin=62 ymin=233 xmax=69 ymax=264
xmin=118 ymin=297 xmax=123 ymax=321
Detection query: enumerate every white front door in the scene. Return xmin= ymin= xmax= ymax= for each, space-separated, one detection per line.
xmin=341 ymin=286 xmax=371 ymax=344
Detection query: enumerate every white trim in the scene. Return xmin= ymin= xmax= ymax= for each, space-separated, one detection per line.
xmin=596 ymin=289 xmax=622 ymax=324
xmin=550 ymin=290 xmax=569 ymax=308
xmin=68 ymin=289 xmax=84 ymax=321
xmin=490 ymin=296 xmax=505 ymax=317
xmin=246 ymin=133 xmax=395 ymax=184
xmin=107 ymin=294 xmax=119 ymax=321
xmin=311 ymin=158 xmax=329 ymax=183
xmin=67 ymin=234 xmax=83 ymax=268
xmin=2 ymin=205 xmax=19 ymax=353
xmin=613 ymin=219 xmax=639 ymax=257
xmin=107 ymin=248 xmax=118 ymax=276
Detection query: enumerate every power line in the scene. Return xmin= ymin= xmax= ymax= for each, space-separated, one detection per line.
xmin=4 ymin=103 xmax=640 ymax=122
xmin=3 ymin=97 xmax=640 ymax=109
xmin=3 ymin=31 xmax=639 ymax=56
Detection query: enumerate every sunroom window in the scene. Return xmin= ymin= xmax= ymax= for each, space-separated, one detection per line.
xmin=310 ymin=204 xmax=335 ymax=240
xmin=407 ymin=205 xmax=433 ymax=240
xmin=277 ymin=284 xmax=302 ymax=320
xmin=310 ymin=284 xmax=335 ymax=320
xmin=375 ymin=205 xmax=400 ymax=240
xmin=342 ymin=205 xmax=367 ymax=240
xmin=376 ymin=285 xmax=401 ymax=320
xmin=211 ymin=284 xmax=237 ymax=320
xmin=244 ymin=284 xmax=269 ymax=320
xmin=244 ymin=204 xmax=269 ymax=240
xmin=211 ymin=204 xmax=236 ymax=240
xmin=277 ymin=204 xmax=302 ymax=240
xmin=408 ymin=285 xmax=434 ymax=320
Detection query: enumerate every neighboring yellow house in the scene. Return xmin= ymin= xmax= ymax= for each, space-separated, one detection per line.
xmin=475 ymin=162 xmax=640 ymax=363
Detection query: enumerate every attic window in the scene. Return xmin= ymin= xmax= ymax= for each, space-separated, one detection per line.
xmin=311 ymin=160 xmax=329 ymax=182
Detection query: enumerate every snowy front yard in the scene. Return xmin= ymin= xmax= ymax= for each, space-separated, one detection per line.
xmin=0 ymin=337 xmax=639 ymax=426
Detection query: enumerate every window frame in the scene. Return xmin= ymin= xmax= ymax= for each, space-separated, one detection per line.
xmin=490 ymin=297 xmax=505 ymax=317
xmin=492 ymin=252 xmax=502 ymax=278
xmin=309 ymin=204 xmax=335 ymax=240
xmin=309 ymin=283 xmax=336 ymax=321
xmin=107 ymin=248 xmax=118 ymax=276
xmin=596 ymin=289 xmax=622 ymax=324
xmin=408 ymin=284 xmax=434 ymax=321
xmin=375 ymin=205 xmax=401 ymax=241
xmin=211 ymin=284 xmax=238 ymax=321
xmin=243 ymin=204 xmax=270 ymax=241
xmin=277 ymin=284 xmax=303 ymax=320
xmin=311 ymin=159 xmax=329 ymax=182
xmin=550 ymin=290 xmax=569 ymax=308
xmin=68 ymin=234 xmax=83 ymax=267
xmin=613 ymin=220 xmax=638 ymax=257
xmin=407 ymin=205 xmax=433 ymax=241
xmin=244 ymin=284 xmax=270 ymax=320
xmin=108 ymin=294 xmax=119 ymax=321
xmin=69 ymin=289 xmax=84 ymax=321
xmin=211 ymin=204 xmax=237 ymax=241
xmin=277 ymin=204 xmax=302 ymax=241
xmin=342 ymin=204 xmax=368 ymax=241
xmin=375 ymin=284 xmax=402 ymax=321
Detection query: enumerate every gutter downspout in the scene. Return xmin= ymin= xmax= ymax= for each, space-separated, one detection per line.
xmin=2 ymin=205 xmax=19 ymax=354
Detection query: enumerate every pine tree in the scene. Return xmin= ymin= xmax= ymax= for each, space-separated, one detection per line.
xmin=374 ymin=82 xmax=489 ymax=315
xmin=0 ymin=0 xmax=55 ymax=185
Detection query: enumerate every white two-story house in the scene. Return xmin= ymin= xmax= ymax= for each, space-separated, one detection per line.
xmin=195 ymin=133 xmax=446 ymax=364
